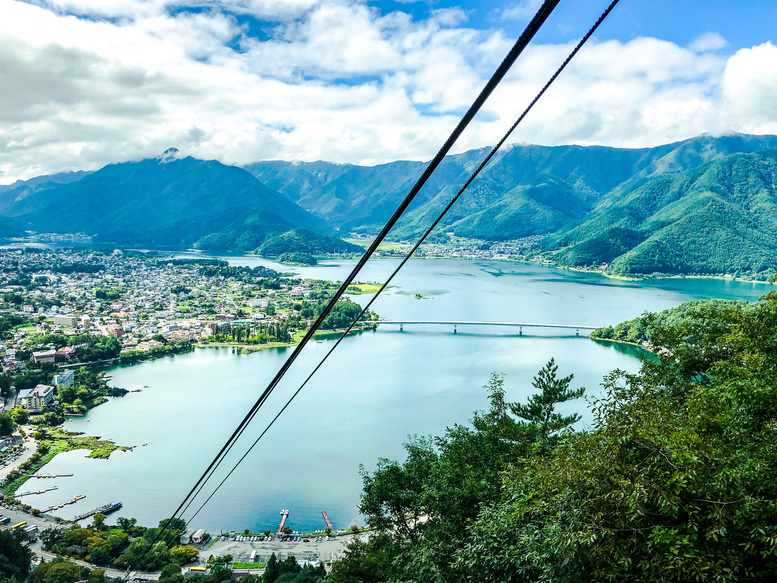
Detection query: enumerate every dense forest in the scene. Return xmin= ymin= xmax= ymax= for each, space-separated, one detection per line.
xmin=545 ymin=152 xmax=777 ymax=278
xmin=589 ymin=298 xmax=752 ymax=344
xmin=323 ymin=294 xmax=777 ymax=582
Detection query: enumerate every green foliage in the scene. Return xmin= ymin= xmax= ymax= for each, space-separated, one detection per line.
xmin=8 ymin=408 xmax=28 ymax=425
xmin=276 ymin=252 xmax=317 ymax=265
xmin=510 ymin=357 xmax=584 ymax=441
xmin=320 ymin=299 xmax=371 ymax=330
xmin=547 ymin=151 xmax=777 ymax=277
xmin=259 ymin=228 xmax=361 ymax=257
xmin=590 ymin=298 xmax=751 ymax=344
xmin=0 ymin=530 xmax=33 ymax=581
xmin=0 ymin=412 xmax=14 ymax=436
xmin=262 ymin=554 xmax=325 ymax=583
xmin=333 ymin=295 xmax=777 ymax=582
xmin=341 ymin=364 xmax=584 ymax=583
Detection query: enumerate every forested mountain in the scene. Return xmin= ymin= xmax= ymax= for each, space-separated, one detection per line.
xmin=0 ymin=150 xmax=337 ymax=254
xmin=547 ymin=151 xmax=777 ymax=276
xmin=4 ymin=134 xmax=777 ymax=274
xmin=245 ymin=133 xmax=777 ymax=242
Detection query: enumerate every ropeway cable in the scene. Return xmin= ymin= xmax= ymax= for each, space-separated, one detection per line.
xmin=173 ymin=0 xmax=561 ymax=521
xmin=124 ymin=0 xmax=563 ymax=576
xmin=179 ymin=0 xmax=623 ymax=528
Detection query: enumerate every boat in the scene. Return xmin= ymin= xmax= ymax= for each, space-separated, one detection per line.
xmin=73 ymin=501 xmax=122 ymax=522
xmin=97 ymin=502 xmax=122 ymax=514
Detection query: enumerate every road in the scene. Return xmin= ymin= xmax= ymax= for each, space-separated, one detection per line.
xmin=0 ymin=503 xmax=158 ymax=580
xmin=0 ymin=428 xmax=38 ymax=482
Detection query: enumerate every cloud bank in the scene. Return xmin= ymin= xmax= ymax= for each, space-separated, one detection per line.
xmin=1 ymin=0 xmax=776 ymax=183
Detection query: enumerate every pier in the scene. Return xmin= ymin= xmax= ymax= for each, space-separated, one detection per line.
xmin=31 ymin=473 xmax=73 ymax=479
xmin=378 ymin=320 xmax=599 ymax=336
xmin=42 ymin=494 xmax=85 ymax=513
xmin=15 ymin=487 xmax=58 ymax=498
xmin=73 ymin=502 xmax=122 ymax=522
xmin=322 ymin=511 xmax=334 ymax=532
xmin=277 ymin=509 xmax=290 ymax=535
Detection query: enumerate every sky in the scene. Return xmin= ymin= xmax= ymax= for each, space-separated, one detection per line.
xmin=1 ymin=0 xmax=777 ymax=183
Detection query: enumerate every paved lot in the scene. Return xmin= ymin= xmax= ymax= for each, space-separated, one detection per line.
xmin=0 ymin=432 xmax=37 ymax=482
xmin=204 ymin=533 xmax=366 ymax=566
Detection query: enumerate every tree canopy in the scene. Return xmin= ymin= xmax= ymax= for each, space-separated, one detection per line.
xmin=326 ymin=293 xmax=777 ymax=582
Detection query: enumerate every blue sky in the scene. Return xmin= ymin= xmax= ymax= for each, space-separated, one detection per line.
xmin=1 ymin=0 xmax=777 ymax=182
xmin=365 ymin=1 xmax=777 ymax=50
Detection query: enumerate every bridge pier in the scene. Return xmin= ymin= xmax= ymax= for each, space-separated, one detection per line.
xmin=454 ymin=324 xmax=457 ymax=334
xmin=519 ymin=326 xmax=522 ymax=335
xmin=576 ymin=328 xmax=579 ymax=336
xmin=400 ymin=324 xmax=403 ymax=332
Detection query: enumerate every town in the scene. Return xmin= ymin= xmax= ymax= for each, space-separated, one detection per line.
xmin=0 ymin=246 xmax=377 ymax=427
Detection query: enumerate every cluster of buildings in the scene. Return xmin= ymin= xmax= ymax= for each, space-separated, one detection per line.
xmin=0 ymin=247 xmax=332 ymax=386
xmin=390 ymin=235 xmax=546 ymax=260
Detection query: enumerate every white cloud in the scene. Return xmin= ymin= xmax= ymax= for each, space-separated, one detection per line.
xmin=690 ymin=32 xmax=729 ymax=52
xmin=500 ymin=0 xmax=543 ymax=22
xmin=1 ymin=1 xmax=777 ymax=183
xmin=720 ymin=42 xmax=777 ymax=134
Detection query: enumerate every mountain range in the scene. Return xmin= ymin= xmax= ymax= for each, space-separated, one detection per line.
xmin=3 ymin=134 xmax=777 ymax=276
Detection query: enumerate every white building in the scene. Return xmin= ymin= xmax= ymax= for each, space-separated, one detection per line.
xmin=19 ymin=384 xmax=55 ymax=412
xmin=31 ymin=349 xmax=56 ymax=364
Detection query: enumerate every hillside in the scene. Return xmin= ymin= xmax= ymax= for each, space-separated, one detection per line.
xmin=327 ymin=295 xmax=777 ymax=582
xmin=245 ymin=133 xmax=777 ymax=243
xmin=0 ymin=150 xmax=337 ymax=254
xmin=547 ymin=151 xmax=777 ymax=276
xmin=4 ymin=134 xmax=777 ymax=274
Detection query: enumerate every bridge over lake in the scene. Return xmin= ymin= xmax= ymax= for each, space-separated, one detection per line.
xmin=377 ymin=320 xmax=599 ymax=335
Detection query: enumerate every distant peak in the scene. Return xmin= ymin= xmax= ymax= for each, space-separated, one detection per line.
xmin=156 ymin=147 xmax=180 ymax=164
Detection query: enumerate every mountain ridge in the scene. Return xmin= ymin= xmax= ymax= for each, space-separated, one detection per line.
xmin=4 ymin=133 xmax=777 ymax=275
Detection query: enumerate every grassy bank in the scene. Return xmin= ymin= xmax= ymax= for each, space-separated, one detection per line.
xmin=2 ymin=429 xmax=130 ymax=500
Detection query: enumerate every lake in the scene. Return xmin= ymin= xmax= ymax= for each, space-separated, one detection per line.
xmin=32 ymin=258 xmax=770 ymax=534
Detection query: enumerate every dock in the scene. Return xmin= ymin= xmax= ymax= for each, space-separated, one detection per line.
xmin=42 ymin=494 xmax=85 ymax=513
xmin=277 ymin=509 xmax=290 ymax=535
xmin=73 ymin=502 xmax=122 ymax=522
xmin=15 ymin=487 xmax=58 ymax=498
xmin=322 ymin=511 xmax=334 ymax=532
xmin=31 ymin=473 xmax=73 ymax=479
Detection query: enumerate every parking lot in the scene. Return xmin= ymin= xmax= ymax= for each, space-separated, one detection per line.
xmin=203 ymin=532 xmax=366 ymax=567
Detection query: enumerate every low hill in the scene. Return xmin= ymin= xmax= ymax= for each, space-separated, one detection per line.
xmin=258 ymin=228 xmax=363 ymax=257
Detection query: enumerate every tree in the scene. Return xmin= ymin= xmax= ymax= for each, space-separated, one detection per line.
xmin=9 ymin=407 xmax=28 ymax=424
xmin=92 ymin=513 xmax=107 ymax=530
xmin=510 ymin=357 xmax=584 ymax=440
xmin=159 ymin=563 xmax=184 ymax=583
xmin=169 ymin=545 xmax=199 ymax=565
xmin=39 ymin=527 xmax=64 ymax=551
xmin=0 ymin=530 xmax=33 ymax=581
xmin=116 ymin=516 xmax=137 ymax=533
xmin=263 ymin=553 xmax=280 ymax=583
xmin=41 ymin=561 xmax=83 ymax=583
xmin=457 ymin=296 xmax=777 ymax=583
xmin=0 ymin=412 xmax=14 ymax=436
xmin=283 ymin=526 xmax=293 ymax=535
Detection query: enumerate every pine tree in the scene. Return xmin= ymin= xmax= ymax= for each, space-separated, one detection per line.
xmin=510 ymin=358 xmax=584 ymax=439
